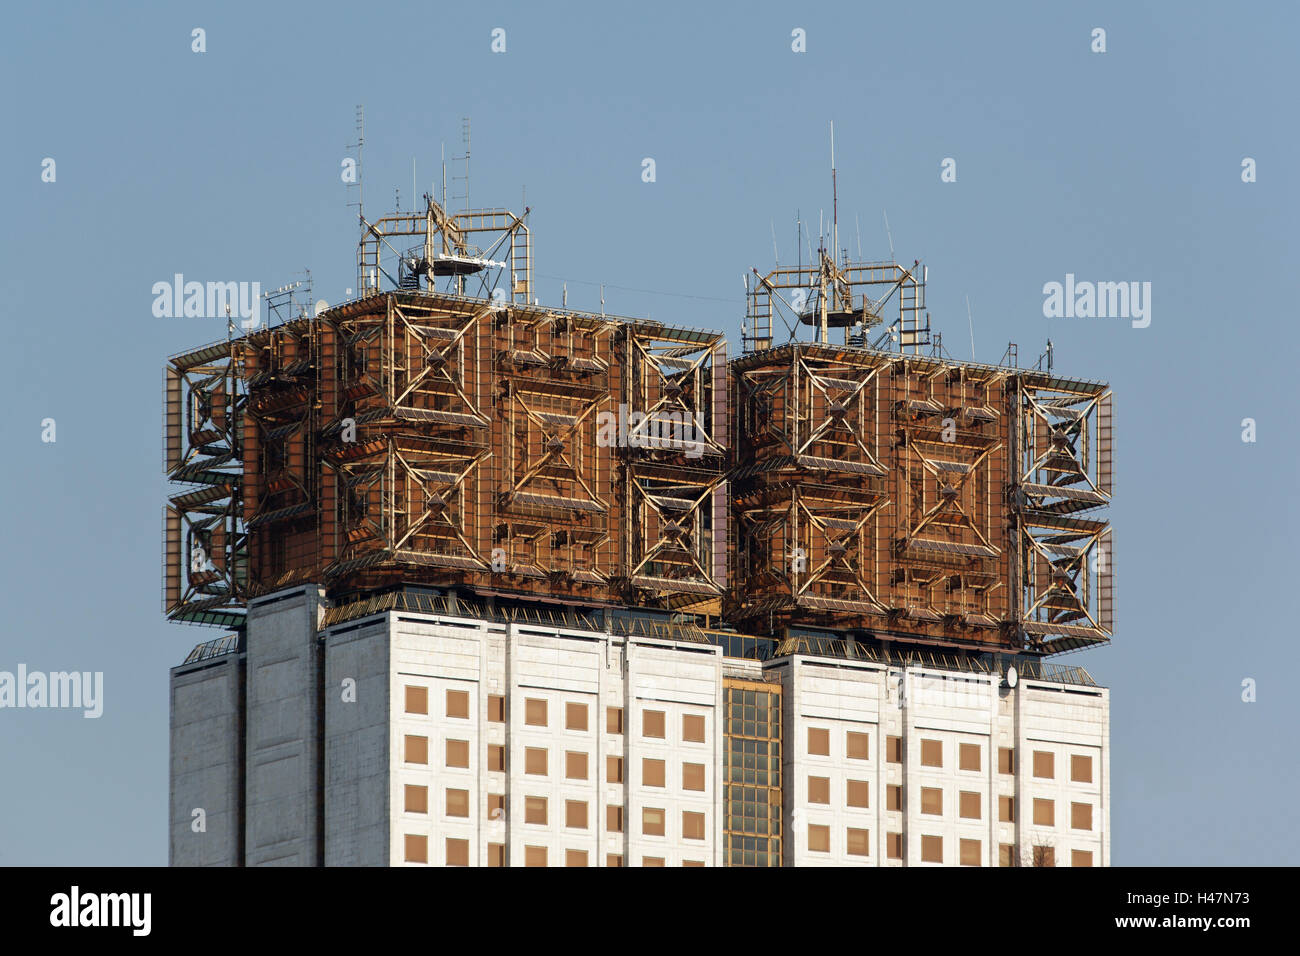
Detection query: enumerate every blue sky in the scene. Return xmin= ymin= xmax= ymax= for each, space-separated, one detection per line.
xmin=0 ymin=0 xmax=1295 ymax=865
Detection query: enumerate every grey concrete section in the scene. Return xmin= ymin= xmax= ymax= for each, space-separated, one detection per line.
xmin=169 ymin=654 xmax=242 ymax=866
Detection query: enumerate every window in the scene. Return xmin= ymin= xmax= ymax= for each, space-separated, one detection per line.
xmin=445 ymin=739 xmax=469 ymax=769
xmin=525 ymin=698 xmax=547 ymax=727
xmin=488 ymin=694 xmax=505 ymax=723
xmin=682 ymin=811 xmax=705 ymax=840
xmin=607 ymin=805 xmax=624 ymax=833
xmin=607 ymin=706 xmax=624 ymax=734
xmin=1033 ymin=750 xmax=1054 ymax=779
xmin=921 ymin=835 xmax=943 ymax=863
xmin=808 ymin=727 xmax=830 ymax=756
xmin=1072 ymin=849 xmax=1093 ymax=868
xmin=566 ymin=751 xmax=588 ymax=780
xmin=920 ymin=787 xmax=943 ymax=816
xmin=488 ymin=744 xmax=505 ymax=773
xmin=404 ymin=834 xmax=427 ymax=864
xmin=446 ymin=788 xmax=469 ymax=818
xmin=446 ymin=689 xmax=469 ymax=719
xmin=1071 ymin=754 xmax=1093 ymax=783
xmin=887 ymin=736 xmax=903 ymax=763
xmin=525 ymin=747 xmax=547 ymax=776
xmin=1033 ymin=798 xmax=1054 ymax=827
xmin=847 ymin=731 xmax=869 ymax=760
xmin=847 ymin=828 xmax=870 ymax=857
xmin=404 ymin=685 xmax=427 ymax=715
xmin=999 ymin=843 xmax=1016 ymax=867
xmin=643 ymin=709 xmax=666 ymax=739
xmin=566 ymin=702 xmax=588 ymax=732
xmin=566 ymin=849 xmax=588 ymax=867
xmin=1071 ymin=802 xmax=1092 ymax=831
xmin=607 ymin=755 xmax=624 ymax=784
xmin=846 ymin=780 xmax=869 ymax=808
xmin=960 ymin=838 xmax=981 ymax=866
xmin=808 ymin=824 xmax=830 ymax=852
xmin=999 ymin=747 xmax=1015 ymax=774
xmin=682 ymin=762 xmax=705 ymax=792
xmin=565 ymin=800 xmax=588 ymax=829
xmin=959 ymin=791 xmax=981 ymax=820
xmin=887 ymin=784 xmax=902 ymax=812
xmin=808 ymin=776 xmax=830 ymax=804
xmin=524 ymin=845 xmax=547 ymax=867
xmin=446 ymin=838 xmax=469 ymax=867
xmin=404 ymin=735 xmax=428 ymax=765
xmin=525 ymin=796 xmax=548 ymax=825
xmin=683 ymin=714 xmax=706 ymax=743
xmin=643 ymin=758 xmax=666 ymax=788
xmin=887 ymin=832 xmax=904 ymax=860
xmin=960 ymin=742 xmax=981 ymax=771
xmin=488 ymin=793 xmax=504 ymax=820
xmin=404 ymin=785 xmax=427 ymax=814
xmin=683 ymin=860 xmax=705 ymax=867
xmin=999 ymin=795 xmax=1015 ymax=823
xmin=606 ymin=854 xmax=624 ymax=867
xmin=1033 ymin=846 xmax=1055 ymax=867
xmin=643 ymin=856 xmax=665 ymax=867
xmin=488 ymin=843 xmax=505 ymax=867
xmin=921 ymin=739 xmax=943 ymax=767
xmin=643 ymin=807 xmax=665 ymax=836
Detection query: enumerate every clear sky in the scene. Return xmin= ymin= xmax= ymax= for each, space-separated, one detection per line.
xmin=0 ymin=0 xmax=1295 ymax=866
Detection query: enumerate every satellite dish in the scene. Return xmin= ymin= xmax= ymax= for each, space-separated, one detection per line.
xmin=313 ymin=300 xmax=329 ymax=317
xmin=1005 ymin=665 xmax=1018 ymax=688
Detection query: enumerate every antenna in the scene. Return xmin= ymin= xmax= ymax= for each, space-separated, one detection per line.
xmin=412 ymin=158 xmax=416 ymax=214
xmin=770 ymin=219 xmax=779 ymax=265
xmin=830 ymin=121 xmax=838 ymax=269
xmin=855 ymin=214 xmax=862 ymax=259
xmin=966 ymin=296 xmax=976 ymax=359
xmin=883 ymin=210 xmax=895 ymax=261
xmin=347 ymin=104 xmax=365 ymax=224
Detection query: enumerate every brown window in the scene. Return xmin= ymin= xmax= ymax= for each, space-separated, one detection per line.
xmin=487 ymin=793 xmax=504 ymax=820
xmin=808 ymin=776 xmax=830 ymax=804
xmin=643 ymin=758 xmax=666 ymax=788
xmin=566 ymin=849 xmax=588 ymax=867
xmin=566 ymin=751 xmax=588 ymax=781
xmin=524 ymin=796 xmax=547 ymax=825
xmin=446 ymin=838 xmax=469 ymax=867
xmin=607 ymin=706 xmax=624 ymax=734
xmin=445 ymin=739 xmax=469 ymax=769
xmin=525 ymin=698 xmax=547 ymax=727
xmin=808 ymin=727 xmax=830 ymax=756
xmin=999 ymin=843 xmax=1016 ymax=867
xmin=1071 ymin=802 xmax=1092 ymax=831
xmin=960 ymin=742 xmax=981 ymax=772
xmin=1071 ymin=754 xmax=1093 ymax=783
xmin=488 ymin=744 xmax=505 ymax=773
xmin=682 ymin=714 xmax=706 ymax=743
xmin=999 ymin=795 xmax=1015 ymax=823
xmin=960 ymin=838 xmax=981 ymax=866
xmin=1033 ymin=846 xmax=1055 ymax=867
xmin=488 ymin=843 xmax=505 ymax=867
xmin=846 ymin=828 xmax=870 ymax=857
xmin=643 ymin=709 xmax=666 ymax=739
xmin=682 ymin=762 xmax=706 ymax=792
xmin=524 ymin=845 xmax=547 ymax=867
xmin=1033 ymin=798 xmax=1054 ymax=827
xmin=404 ymin=834 xmax=427 ymax=864
xmin=565 ymin=800 xmax=588 ymax=830
xmin=847 ymin=731 xmax=870 ymax=760
xmin=446 ymin=788 xmax=469 ymax=818
xmin=921 ymin=739 xmax=943 ymax=767
xmin=682 ymin=811 xmax=706 ymax=841
xmin=607 ymin=805 xmax=624 ymax=832
xmin=525 ymin=747 xmax=547 ymax=776
xmin=846 ymin=780 xmax=869 ymax=808
xmin=405 ymin=785 xmax=428 ymax=814
xmin=566 ymin=702 xmax=588 ymax=732
xmin=808 ymin=824 xmax=830 ymax=852
xmin=920 ymin=786 xmax=943 ymax=816
xmin=999 ymin=747 xmax=1015 ymax=774
xmin=1072 ymin=849 xmax=1093 ymax=867
xmin=683 ymin=860 xmax=705 ymax=867
xmin=404 ymin=735 xmax=428 ymax=765
xmin=887 ymin=784 xmax=902 ymax=812
xmin=1033 ymin=750 xmax=1054 ymax=779
xmin=446 ymin=689 xmax=469 ymax=719
xmin=959 ymin=791 xmax=981 ymax=820
xmin=643 ymin=807 xmax=665 ymax=836
xmin=921 ymin=835 xmax=943 ymax=863
xmin=488 ymin=694 xmax=505 ymax=723
xmin=606 ymin=854 xmax=624 ymax=867
xmin=887 ymin=832 xmax=904 ymax=860
xmin=404 ymin=685 xmax=427 ymax=715
xmin=887 ymin=735 xmax=903 ymax=763
xmin=643 ymin=856 xmax=665 ymax=867
xmin=607 ymin=755 xmax=624 ymax=784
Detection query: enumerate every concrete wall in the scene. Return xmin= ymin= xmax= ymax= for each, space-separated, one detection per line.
xmin=169 ymin=653 xmax=242 ymax=866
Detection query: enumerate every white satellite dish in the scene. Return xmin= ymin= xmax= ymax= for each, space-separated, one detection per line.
xmin=1005 ymin=665 xmax=1018 ymax=688
xmin=313 ymin=300 xmax=329 ymax=317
